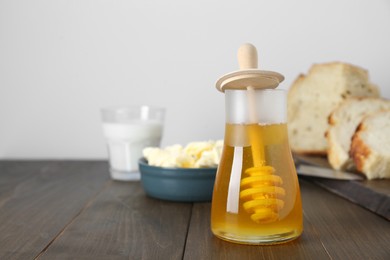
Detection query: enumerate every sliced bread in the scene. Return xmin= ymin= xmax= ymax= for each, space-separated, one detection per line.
xmin=326 ymin=98 xmax=390 ymax=170
xmin=287 ymin=62 xmax=380 ymax=155
xmin=350 ymin=110 xmax=390 ymax=179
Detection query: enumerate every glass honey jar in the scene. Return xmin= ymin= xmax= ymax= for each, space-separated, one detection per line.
xmin=210 ymin=43 xmax=303 ymax=245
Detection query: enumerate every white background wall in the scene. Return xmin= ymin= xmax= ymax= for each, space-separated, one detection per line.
xmin=1 ymin=0 xmax=389 ymax=159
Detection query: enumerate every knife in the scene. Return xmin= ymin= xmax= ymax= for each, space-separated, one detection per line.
xmin=293 ymin=154 xmax=364 ymax=181
xmin=296 ymin=164 xmax=364 ymax=180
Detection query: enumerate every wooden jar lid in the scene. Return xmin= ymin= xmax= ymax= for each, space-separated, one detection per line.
xmin=216 ymin=43 xmax=284 ymax=92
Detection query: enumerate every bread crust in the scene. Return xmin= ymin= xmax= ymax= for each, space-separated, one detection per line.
xmin=349 ymin=110 xmax=390 ymax=179
xmin=350 ymin=123 xmax=370 ymax=172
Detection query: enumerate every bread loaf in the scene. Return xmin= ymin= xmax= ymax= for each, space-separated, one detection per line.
xmin=287 ymin=62 xmax=380 ymax=154
xmin=350 ymin=110 xmax=390 ymax=179
xmin=326 ymin=98 xmax=390 ymax=170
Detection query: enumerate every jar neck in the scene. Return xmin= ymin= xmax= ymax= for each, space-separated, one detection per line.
xmin=224 ymin=89 xmax=286 ymax=125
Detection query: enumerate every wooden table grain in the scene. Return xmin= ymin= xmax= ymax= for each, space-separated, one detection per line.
xmin=0 ymin=161 xmax=389 ymax=259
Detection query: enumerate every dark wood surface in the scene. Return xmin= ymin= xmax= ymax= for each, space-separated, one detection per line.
xmin=0 ymin=161 xmax=389 ymax=259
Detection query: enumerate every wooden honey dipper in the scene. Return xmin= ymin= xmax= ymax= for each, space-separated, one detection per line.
xmin=217 ymin=43 xmax=286 ymax=223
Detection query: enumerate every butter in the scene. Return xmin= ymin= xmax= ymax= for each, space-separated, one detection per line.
xmin=143 ymin=140 xmax=223 ymax=168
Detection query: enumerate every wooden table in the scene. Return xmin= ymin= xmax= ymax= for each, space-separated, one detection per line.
xmin=0 ymin=161 xmax=389 ymax=259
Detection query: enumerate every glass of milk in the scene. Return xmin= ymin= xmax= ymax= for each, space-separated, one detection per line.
xmin=101 ymin=106 xmax=165 ymax=181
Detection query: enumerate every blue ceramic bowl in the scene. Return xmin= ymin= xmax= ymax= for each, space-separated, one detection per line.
xmin=138 ymin=158 xmax=217 ymax=202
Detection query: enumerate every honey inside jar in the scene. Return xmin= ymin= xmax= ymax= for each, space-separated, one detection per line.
xmin=211 ymin=123 xmax=303 ymax=244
